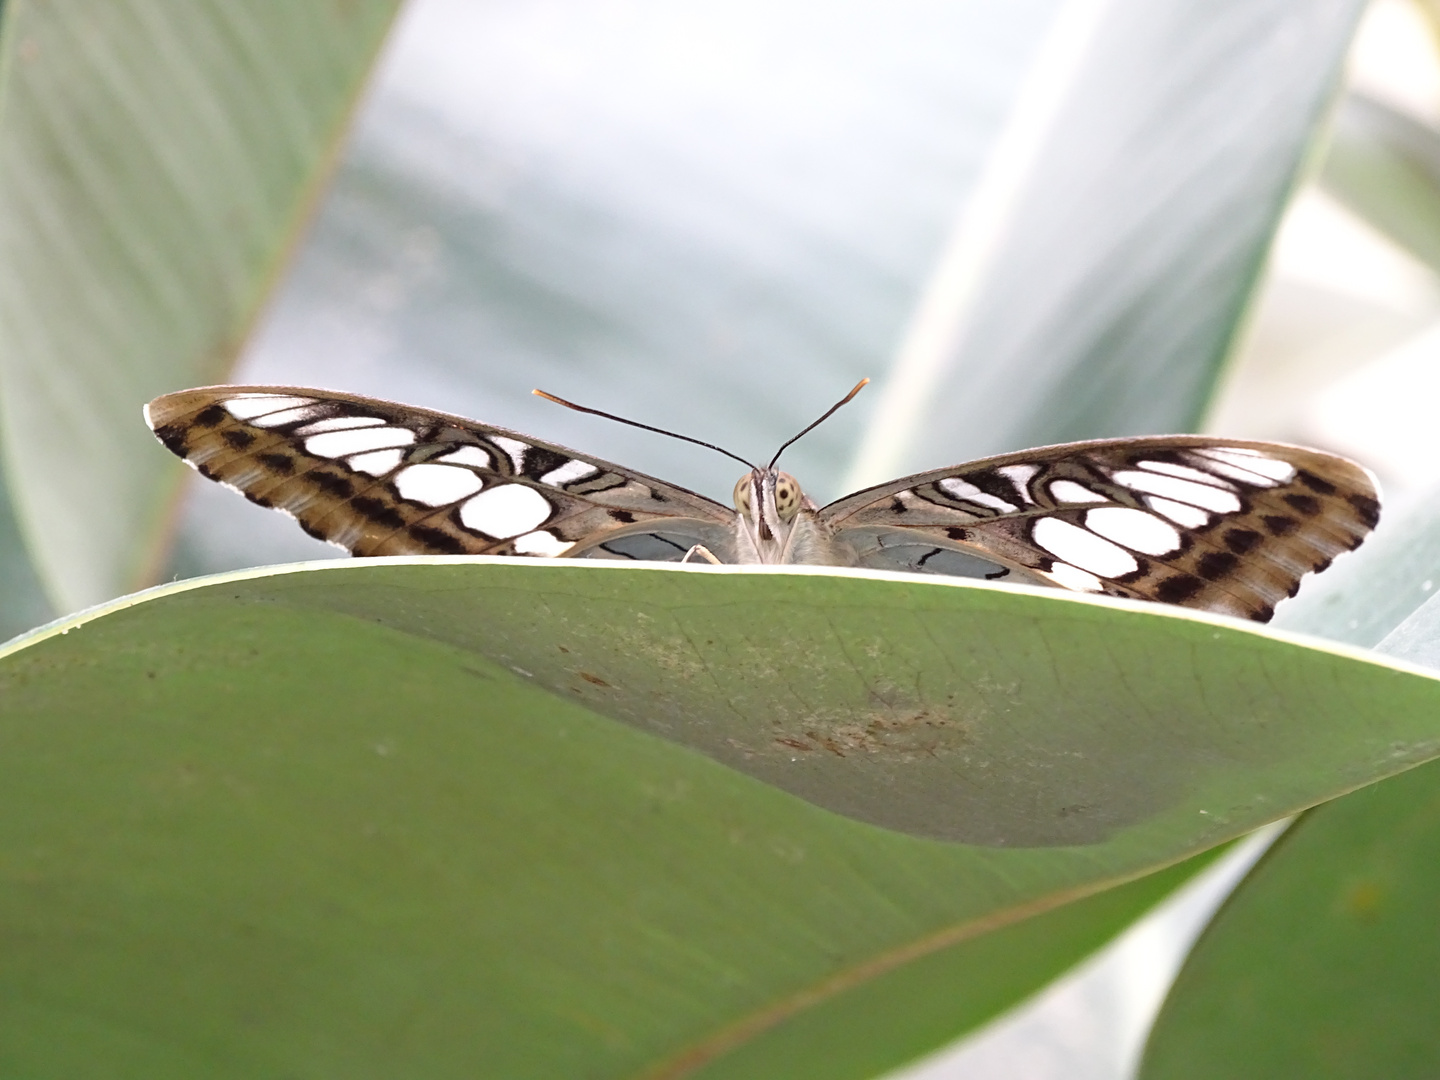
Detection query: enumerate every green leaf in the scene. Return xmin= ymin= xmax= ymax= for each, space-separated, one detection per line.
xmin=0 ymin=0 xmax=402 ymax=613
xmin=1139 ymin=599 xmax=1440 ymax=1079
xmin=685 ymin=845 xmax=1230 ymax=1080
xmin=1319 ymin=92 xmax=1440 ymax=274
xmin=3 ymin=560 xmax=1439 ymax=1077
xmin=1138 ymin=758 xmax=1440 ymax=1080
xmin=847 ymin=0 xmax=1366 ymax=489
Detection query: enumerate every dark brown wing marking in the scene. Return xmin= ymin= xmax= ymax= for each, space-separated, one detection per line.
xmin=146 ymin=386 xmax=734 ymax=558
xmin=823 ymin=436 xmax=1379 ymax=622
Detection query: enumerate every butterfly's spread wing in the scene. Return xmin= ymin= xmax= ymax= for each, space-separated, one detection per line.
xmin=821 ymin=436 xmax=1380 ymax=622
xmin=146 ymin=387 xmax=738 ymax=560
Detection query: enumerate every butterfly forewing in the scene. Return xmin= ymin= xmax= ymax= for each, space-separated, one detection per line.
xmin=145 ymin=386 xmax=736 ymax=560
xmin=821 ymin=436 xmax=1379 ymax=622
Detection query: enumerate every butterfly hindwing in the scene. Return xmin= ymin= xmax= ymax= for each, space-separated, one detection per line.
xmin=145 ymin=386 xmax=736 ymax=559
xmin=822 ymin=436 xmax=1379 ymax=622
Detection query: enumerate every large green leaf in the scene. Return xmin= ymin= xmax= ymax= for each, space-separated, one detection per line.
xmin=1138 ymin=758 xmax=1440 ymax=1079
xmin=3 ymin=560 xmax=1440 ymax=1077
xmin=686 ymin=845 xmax=1229 ymax=1080
xmin=847 ymin=0 xmax=1366 ymax=489
xmin=1140 ymin=588 xmax=1440 ymax=1079
xmin=0 ymin=0 xmax=402 ymax=613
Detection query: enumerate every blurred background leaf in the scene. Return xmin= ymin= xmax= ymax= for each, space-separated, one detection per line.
xmin=0 ymin=469 xmax=51 ymax=639
xmin=1140 ymin=764 xmax=1440 ymax=1079
xmin=848 ymin=0 xmax=1367 ymax=488
xmin=0 ymin=0 xmax=403 ymax=613
xmin=171 ymin=0 xmax=1066 ymax=578
xmin=1321 ymin=92 xmax=1440 ymax=270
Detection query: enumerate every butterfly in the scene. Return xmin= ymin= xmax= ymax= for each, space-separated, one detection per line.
xmin=145 ymin=383 xmax=1380 ymax=623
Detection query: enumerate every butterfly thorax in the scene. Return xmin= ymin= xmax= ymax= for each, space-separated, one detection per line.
xmin=731 ymin=468 xmax=859 ymax=566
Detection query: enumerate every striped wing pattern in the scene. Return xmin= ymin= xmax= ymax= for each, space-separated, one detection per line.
xmin=147 ymin=387 xmax=1380 ymax=623
xmin=145 ymin=386 xmax=735 ymax=560
xmin=822 ymin=437 xmax=1380 ymax=623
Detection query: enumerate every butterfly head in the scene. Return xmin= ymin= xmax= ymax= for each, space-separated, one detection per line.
xmin=734 ymin=468 xmax=808 ymax=555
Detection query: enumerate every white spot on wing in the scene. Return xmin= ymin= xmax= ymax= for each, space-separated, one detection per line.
xmin=1050 ymin=480 xmax=1107 ymax=504
xmin=1137 ymin=460 xmax=1231 ymax=487
xmin=349 ymin=449 xmax=404 ymax=476
xmin=295 ymin=415 xmax=386 ymax=436
xmin=540 ymin=458 xmax=601 ymax=486
xmin=1033 ymin=517 xmax=1139 ymax=577
xmin=1146 ymin=496 xmax=1210 ymax=529
xmin=224 ymin=395 xmax=315 ymax=420
xmin=513 ymin=530 xmax=575 ymax=556
xmin=250 ymin=405 xmax=324 ymax=428
xmin=460 ymin=484 xmax=552 ymax=538
xmin=435 ymin=445 xmax=493 ymax=469
xmin=306 ymin=426 xmax=416 ymax=458
xmin=394 ymin=463 xmax=484 ymax=506
xmin=1085 ymin=507 xmax=1182 ymax=555
xmin=938 ymin=477 xmax=1016 ymax=513
xmin=1192 ymin=448 xmax=1296 ymax=484
xmin=491 ymin=436 xmax=529 ymax=470
xmin=1045 ymin=561 xmax=1104 ymax=592
xmin=997 ymin=464 xmax=1040 ymax=503
xmin=1112 ymin=471 xmax=1242 ymax=513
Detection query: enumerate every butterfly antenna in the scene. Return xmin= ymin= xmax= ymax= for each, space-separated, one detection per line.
xmin=767 ymin=378 xmax=870 ymax=469
xmin=533 ymin=389 xmax=760 ymax=472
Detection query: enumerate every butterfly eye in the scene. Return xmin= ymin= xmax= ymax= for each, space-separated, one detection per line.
xmin=774 ymin=472 xmax=801 ymax=522
xmin=733 ymin=475 xmax=754 ymax=517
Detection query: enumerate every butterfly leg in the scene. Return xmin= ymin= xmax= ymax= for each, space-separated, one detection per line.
xmin=681 ymin=545 xmax=723 ymax=565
